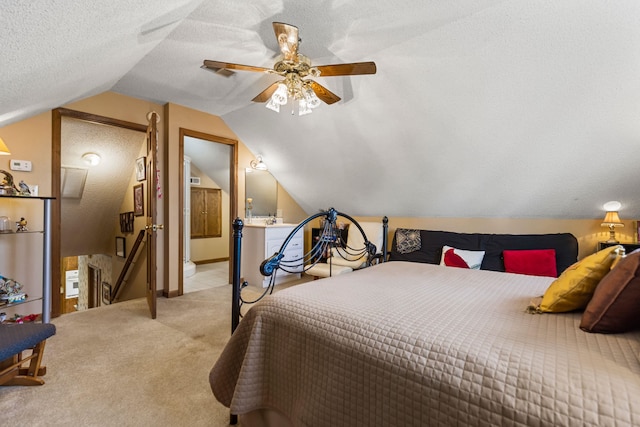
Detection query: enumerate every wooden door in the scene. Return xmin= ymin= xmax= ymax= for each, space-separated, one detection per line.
xmin=190 ymin=188 xmax=206 ymax=238
xmin=190 ymin=188 xmax=221 ymax=239
xmin=145 ymin=112 xmax=161 ymax=319
xmin=61 ymin=256 xmax=78 ymax=313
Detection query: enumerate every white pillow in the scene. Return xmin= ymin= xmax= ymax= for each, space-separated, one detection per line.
xmin=439 ymin=246 xmax=485 ymax=270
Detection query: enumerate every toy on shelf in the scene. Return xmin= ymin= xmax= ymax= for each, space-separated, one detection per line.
xmin=0 ymin=275 xmax=24 ymax=305
xmin=16 ymin=217 xmax=28 ymax=232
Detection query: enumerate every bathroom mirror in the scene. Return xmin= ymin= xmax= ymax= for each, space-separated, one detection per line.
xmin=245 ymin=168 xmax=277 ymax=217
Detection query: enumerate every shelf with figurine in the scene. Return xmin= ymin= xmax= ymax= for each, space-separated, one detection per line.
xmin=0 ymin=172 xmax=53 ymax=323
xmin=0 ymin=275 xmax=41 ymax=311
xmin=0 ymin=169 xmax=53 ymax=199
xmin=0 ymin=215 xmax=43 ymax=234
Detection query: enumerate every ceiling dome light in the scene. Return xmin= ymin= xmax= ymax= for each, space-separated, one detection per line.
xmin=603 ymin=201 xmax=621 ymax=212
xmin=82 ymin=152 xmax=101 ymax=166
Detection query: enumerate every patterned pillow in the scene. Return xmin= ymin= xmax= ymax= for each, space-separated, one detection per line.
xmin=440 ymin=246 xmax=485 ymax=270
xmin=396 ymin=229 xmax=421 ymax=254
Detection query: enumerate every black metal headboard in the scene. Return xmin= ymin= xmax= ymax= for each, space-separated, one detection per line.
xmin=230 ymin=208 xmax=388 ymax=333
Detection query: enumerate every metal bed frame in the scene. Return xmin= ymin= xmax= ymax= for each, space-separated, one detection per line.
xmin=228 ymin=207 xmax=387 ymax=424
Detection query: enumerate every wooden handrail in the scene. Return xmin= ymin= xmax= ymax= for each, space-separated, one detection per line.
xmin=111 ymin=230 xmax=146 ymax=303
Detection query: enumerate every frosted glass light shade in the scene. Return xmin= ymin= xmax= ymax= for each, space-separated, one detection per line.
xmin=272 ymin=83 xmax=288 ymax=105
xmin=298 ymin=99 xmax=312 ymax=116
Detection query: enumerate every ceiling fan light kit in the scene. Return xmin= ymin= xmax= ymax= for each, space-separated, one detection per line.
xmin=202 ymin=22 xmax=376 ymax=116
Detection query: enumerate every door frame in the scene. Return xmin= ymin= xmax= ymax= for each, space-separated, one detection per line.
xmin=52 ymin=108 xmax=148 ymax=318
xmin=178 ymin=128 xmax=237 ymax=295
xmin=87 ymin=264 xmax=101 ymax=309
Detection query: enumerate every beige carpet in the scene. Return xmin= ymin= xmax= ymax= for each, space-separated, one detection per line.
xmin=0 ymin=280 xmax=304 ymax=427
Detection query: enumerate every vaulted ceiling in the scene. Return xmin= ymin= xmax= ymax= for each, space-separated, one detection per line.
xmin=2 ymin=0 xmax=640 ymax=219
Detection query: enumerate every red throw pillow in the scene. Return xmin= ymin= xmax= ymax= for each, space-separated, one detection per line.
xmin=503 ymin=249 xmax=557 ymax=277
xmin=444 ymin=248 xmax=470 ymax=269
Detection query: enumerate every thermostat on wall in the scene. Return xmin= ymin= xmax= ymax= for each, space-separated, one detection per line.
xmin=10 ymin=159 xmax=32 ymax=171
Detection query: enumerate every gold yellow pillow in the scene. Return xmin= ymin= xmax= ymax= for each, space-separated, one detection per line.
xmin=538 ymin=245 xmax=622 ymax=313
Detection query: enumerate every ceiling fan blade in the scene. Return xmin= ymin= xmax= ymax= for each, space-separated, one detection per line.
xmin=273 ymin=22 xmax=299 ymax=60
xmin=252 ymin=82 xmax=281 ymax=103
xmin=202 ymin=60 xmax=271 ymax=73
xmin=309 ymin=81 xmax=341 ymax=105
xmin=315 ymin=62 xmax=377 ymax=77
xmin=201 ymin=65 xmax=235 ymax=77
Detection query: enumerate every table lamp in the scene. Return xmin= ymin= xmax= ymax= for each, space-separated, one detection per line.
xmin=601 ymin=201 xmax=624 ymax=243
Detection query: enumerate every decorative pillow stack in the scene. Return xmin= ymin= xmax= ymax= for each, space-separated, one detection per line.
xmin=580 ymin=249 xmax=640 ymax=333
xmin=440 ymin=246 xmax=485 ymax=270
xmin=535 ymin=245 xmax=622 ymax=313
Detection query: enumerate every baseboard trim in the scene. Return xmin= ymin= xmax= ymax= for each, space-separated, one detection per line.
xmin=162 ymin=289 xmax=180 ymax=298
xmin=194 ymin=257 xmax=229 ymax=265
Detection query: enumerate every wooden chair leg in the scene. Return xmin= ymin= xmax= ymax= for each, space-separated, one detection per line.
xmin=1 ymin=340 xmax=48 ymax=386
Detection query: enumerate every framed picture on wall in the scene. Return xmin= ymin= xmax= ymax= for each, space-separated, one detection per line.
xmin=136 ymin=156 xmax=146 ymax=181
xmin=119 ymin=211 xmax=134 ymax=233
xmin=133 ymin=183 xmax=144 ymax=216
xmin=116 ymin=236 xmax=126 ymax=258
xmin=101 ymin=282 xmax=112 ymax=305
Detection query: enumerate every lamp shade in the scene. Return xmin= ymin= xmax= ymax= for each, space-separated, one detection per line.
xmin=602 ymin=211 xmax=623 ymax=227
xmin=0 ymin=137 xmax=11 ymax=155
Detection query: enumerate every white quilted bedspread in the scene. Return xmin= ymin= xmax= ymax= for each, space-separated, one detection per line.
xmin=210 ymin=262 xmax=640 ymax=426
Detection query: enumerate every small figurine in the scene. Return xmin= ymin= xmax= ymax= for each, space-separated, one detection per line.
xmin=16 ymin=217 xmax=28 ymax=232
xmin=18 ymin=180 xmax=31 ymax=196
xmin=0 ymin=170 xmax=18 ymax=195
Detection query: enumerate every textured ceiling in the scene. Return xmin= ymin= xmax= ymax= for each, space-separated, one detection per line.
xmin=61 ymin=118 xmax=145 ymax=257
xmin=2 ymin=0 xmax=640 ymax=219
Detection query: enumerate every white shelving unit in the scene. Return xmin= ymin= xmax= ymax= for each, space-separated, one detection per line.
xmin=0 ymin=195 xmax=53 ymax=323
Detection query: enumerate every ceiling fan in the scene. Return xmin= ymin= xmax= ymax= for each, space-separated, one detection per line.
xmin=201 ymin=22 xmax=377 ymax=115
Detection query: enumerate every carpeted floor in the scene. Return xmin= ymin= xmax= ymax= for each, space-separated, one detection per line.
xmin=0 ymin=284 xmax=255 ymax=426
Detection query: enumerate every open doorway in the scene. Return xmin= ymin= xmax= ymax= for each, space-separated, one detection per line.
xmin=52 ymin=108 xmax=150 ymax=317
xmin=178 ymin=129 xmax=237 ymax=295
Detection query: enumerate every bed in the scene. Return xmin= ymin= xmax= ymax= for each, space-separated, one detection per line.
xmin=210 ymin=260 xmax=640 ymax=426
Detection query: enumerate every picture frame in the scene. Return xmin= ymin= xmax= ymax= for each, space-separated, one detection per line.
xmin=119 ymin=211 xmax=134 ymax=233
xmin=133 ymin=183 xmax=144 ymax=216
xmin=135 ymin=156 xmax=146 ymax=182
xmin=115 ymin=236 xmax=126 ymax=258
xmin=101 ymin=282 xmax=112 ymax=305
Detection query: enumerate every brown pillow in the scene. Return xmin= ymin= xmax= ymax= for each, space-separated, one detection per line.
xmin=580 ymin=249 xmax=640 ymax=333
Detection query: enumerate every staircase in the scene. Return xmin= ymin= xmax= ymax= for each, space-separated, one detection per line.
xmin=111 ymin=230 xmax=146 ymax=303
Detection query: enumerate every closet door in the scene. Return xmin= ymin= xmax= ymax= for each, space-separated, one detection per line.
xmin=191 ymin=188 xmax=221 ymax=238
